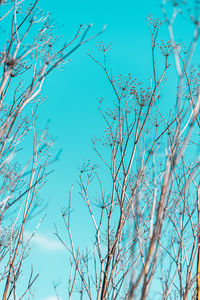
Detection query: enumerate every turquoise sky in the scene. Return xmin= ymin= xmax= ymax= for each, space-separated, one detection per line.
xmin=17 ymin=0 xmax=199 ymax=299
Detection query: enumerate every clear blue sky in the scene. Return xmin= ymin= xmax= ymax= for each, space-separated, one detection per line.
xmin=19 ymin=0 xmax=198 ymax=299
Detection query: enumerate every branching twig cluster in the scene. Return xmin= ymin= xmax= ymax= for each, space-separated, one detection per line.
xmin=56 ymin=1 xmax=200 ymax=299
xmin=0 ymin=0 xmax=103 ymax=298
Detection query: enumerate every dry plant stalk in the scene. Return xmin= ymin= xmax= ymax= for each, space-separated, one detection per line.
xmin=0 ymin=0 xmax=103 ymax=299
xmin=56 ymin=1 xmax=200 ymax=299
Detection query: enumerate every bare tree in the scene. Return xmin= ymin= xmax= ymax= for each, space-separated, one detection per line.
xmin=0 ymin=0 xmax=104 ymax=299
xmin=55 ymin=1 xmax=200 ymax=299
